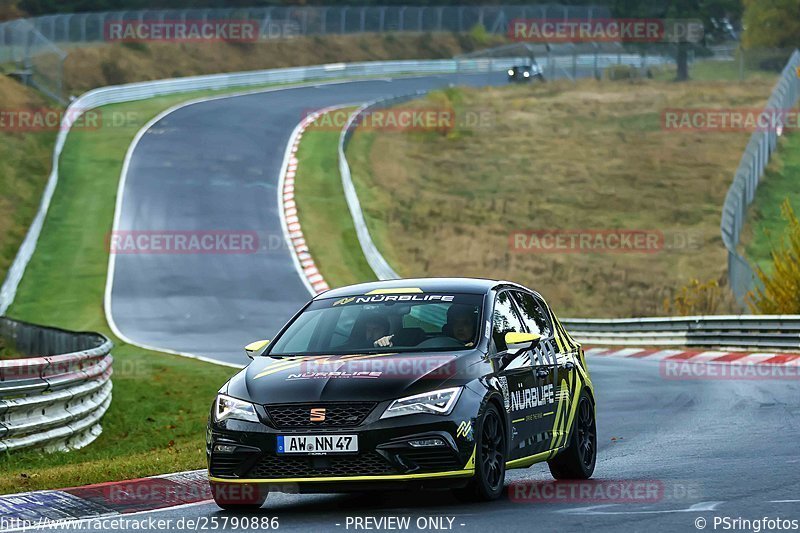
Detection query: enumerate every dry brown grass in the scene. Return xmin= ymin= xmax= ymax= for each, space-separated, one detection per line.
xmin=63 ymin=32 xmax=505 ymax=94
xmin=347 ymin=77 xmax=776 ymax=317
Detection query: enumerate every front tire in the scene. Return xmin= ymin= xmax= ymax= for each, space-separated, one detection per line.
xmin=547 ymin=390 xmax=596 ymax=479
xmin=453 ymin=402 xmax=506 ymax=501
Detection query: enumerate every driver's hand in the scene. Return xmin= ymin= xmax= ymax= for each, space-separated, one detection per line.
xmin=374 ymin=335 xmax=394 ymax=347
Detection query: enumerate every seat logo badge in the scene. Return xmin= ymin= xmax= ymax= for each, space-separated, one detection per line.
xmin=310 ymin=408 xmax=326 ymax=422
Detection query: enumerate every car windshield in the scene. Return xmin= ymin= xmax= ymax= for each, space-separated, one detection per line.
xmin=269 ymin=293 xmax=484 ymax=356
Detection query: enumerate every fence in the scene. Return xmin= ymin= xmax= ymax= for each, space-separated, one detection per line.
xmin=0 ymin=316 xmax=113 ymax=452
xmin=1 ymin=5 xmax=611 ymax=44
xmin=0 ymin=4 xmax=612 ymax=102
xmin=721 ymin=50 xmax=800 ymax=306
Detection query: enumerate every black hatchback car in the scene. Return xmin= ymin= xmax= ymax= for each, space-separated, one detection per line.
xmin=207 ymin=278 xmax=596 ymax=509
xmin=507 ymin=64 xmax=544 ymax=82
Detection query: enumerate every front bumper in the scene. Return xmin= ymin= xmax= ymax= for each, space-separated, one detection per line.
xmin=206 ymin=398 xmax=477 ymax=491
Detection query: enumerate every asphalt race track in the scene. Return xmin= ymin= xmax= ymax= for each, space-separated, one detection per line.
xmin=21 ymin=356 xmax=800 ymax=533
xmin=107 ymin=72 xmax=502 ymax=365
xmin=101 ymin=71 xmax=800 ymax=532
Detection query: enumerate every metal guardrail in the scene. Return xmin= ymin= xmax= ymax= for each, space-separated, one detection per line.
xmin=563 ymin=315 xmax=800 ymax=350
xmin=0 ymin=317 xmax=113 ymax=452
xmin=721 ymin=49 xmax=800 ymax=306
xmin=0 ymin=57 xmax=531 ymax=316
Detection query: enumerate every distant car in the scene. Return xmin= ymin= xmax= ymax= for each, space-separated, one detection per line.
xmin=508 ymin=64 xmax=544 ymax=82
xmin=207 ymin=278 xmax=596 ymax=509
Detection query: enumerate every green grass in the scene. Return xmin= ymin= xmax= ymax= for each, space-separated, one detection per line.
xmin=0 ymin=76 xmax=450 ymax=493
xmin=652 ymin=58 xmax=779 ymax=82
xmin=0 ymin=87 xmax=305 ymax=494
xmin=293 ymin=111 xmax=377 ymax=287
xmin=744 ymin=130 xmax=800 ymax=273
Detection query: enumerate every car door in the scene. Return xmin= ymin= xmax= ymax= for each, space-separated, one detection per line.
xmin=489 ymin=290 xmax=543 ymax=462
xmin=509 ymin=290 xmax=562 ymax=455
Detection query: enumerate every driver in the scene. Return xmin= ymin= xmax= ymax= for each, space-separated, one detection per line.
xmin=444 ymin=304 xmax=477 ymax=347
xmin=374 ymin=304 xmax=477 ymax=348
xmin=345 ymin=313 xmax=390 ymax=349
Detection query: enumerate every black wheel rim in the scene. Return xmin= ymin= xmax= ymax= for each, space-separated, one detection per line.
xmin=576 ymin=397 xmax=596 ymax=469
xmin=480 ymin=410 xmax=505 ymax=490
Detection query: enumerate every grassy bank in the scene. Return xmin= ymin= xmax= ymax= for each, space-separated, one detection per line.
xmin=344 ymin=78 xmax=775 ymax=317
xmin=743 ymin=131 xmax=800 ymax=273
xmin=294 ymin=110 xmax=377 ymax=288
xmin=0 ymin=89 xmax=276 ymax=494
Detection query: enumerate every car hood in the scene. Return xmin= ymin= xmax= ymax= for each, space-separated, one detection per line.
xmin=225 ymin=350 xmax=488 ymax=404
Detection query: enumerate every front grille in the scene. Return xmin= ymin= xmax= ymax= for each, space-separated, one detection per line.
xmin=399 ymin=448 xmax=463 ymax=472
xmin=248 ymin=452 xmax=396 ymax=479
xmin=265 ymin=402 xmax=376 ymax=429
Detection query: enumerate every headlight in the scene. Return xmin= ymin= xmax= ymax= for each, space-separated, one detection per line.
xmin=507 ymin=69 xmax=514 ymax=76
xmin=380 ymin=387 xmax=462 ymax=419
xmin=523 ymin=71 xmax=530 ymax=77
xmin=213 ymin=394 xmax=259 ymax=423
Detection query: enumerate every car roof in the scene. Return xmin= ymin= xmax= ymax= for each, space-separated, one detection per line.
xmin=315 ymin=277 xmax=532 ymax=300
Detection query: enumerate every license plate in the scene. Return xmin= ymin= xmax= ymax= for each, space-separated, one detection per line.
xmin=277 ymin=435 xmax=358 ymax=455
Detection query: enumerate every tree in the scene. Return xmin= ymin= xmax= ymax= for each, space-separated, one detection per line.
xmin=742 ymin=0 xmax=800 ymax=49
xmin=611 ymin=0 xmax=742 ymax=81
xmin=748 ymin=199 xmax=800 ymax=314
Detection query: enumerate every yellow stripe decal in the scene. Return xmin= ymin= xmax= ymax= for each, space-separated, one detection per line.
xmin=550 ymin=382 xmax=566 ymax=449
xmin=465 ymin=445 xmax=477 ymax=469
xmin=562 ymin=375 xmax=582 ymax=448
xmin=365 ymin=288 xmax=423 ymax=295
xmin=209 ymin=469 xmax=474 ymax=484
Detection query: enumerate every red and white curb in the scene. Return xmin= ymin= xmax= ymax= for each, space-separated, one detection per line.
xmin=281 ymin=108 xmax=345 ymax=295
xmin=585 ymin=346 xmax=800 ymax=366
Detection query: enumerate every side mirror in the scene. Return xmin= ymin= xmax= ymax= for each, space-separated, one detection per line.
xmin=244 ymin=339 xmax=270 ymax=359
xmin=504 ymin=332 xmax=541 ymax=352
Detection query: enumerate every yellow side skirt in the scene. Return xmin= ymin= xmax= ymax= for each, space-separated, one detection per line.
xmin=505 ymin=450 xmax=554 ymax=469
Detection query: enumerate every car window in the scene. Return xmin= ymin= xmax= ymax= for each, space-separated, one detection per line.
xmin=269 ymin=293 xmax=484 ymax=355
xmin=511 ymin=291 xmax=552 ymax=337
xmin=403 ymin=303 xmax=448 ymax=332
xmin=490 ymin=291 xmax=525 ymax=353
